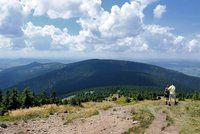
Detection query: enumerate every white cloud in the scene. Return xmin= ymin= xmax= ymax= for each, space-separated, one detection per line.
xmin=188 ymin=39 xmax=200 ymax=52
xmin=0 ymin=36 xmax=13 ymax=49
xmin=98 ymin=1 xmax=144 ymax=38
xmin=173 ymin=36 xmax=184 ymax=45
xmin=153 ymin=4 xmax=166 ymax=18
xmin=0 ymin=0 xmax=24 ymax=37
xmin=23 ymin=22 xmax=86 ymax=51
xmin=0 ymin=0 xmax=199 ymax=59
xmin=21 ymin=0 xmax=103 ymax=19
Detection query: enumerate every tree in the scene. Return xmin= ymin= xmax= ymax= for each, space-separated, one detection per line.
xmin=152 ymin=93 xmax=157 ymax=100
xmin=125 ymin=97 xmax=131 ymax=103
xmin=21 ymin=87 xmax=34 ymax=108
xmin=192 ymin=91 xmax=199 ymax=100
xmin=50 ymin=91 xmax=57 ymax=104
xmin=136 ymin=93 xmax=144 ymax=101
xmin=0 ymin=90 xmax=2 ymax=106
xmin=38 ymin=90 xmax=49 ymax=105
xmin=8 ymin=88 xmax=20 ymax=110
xmin=69 ymin=98 xmax=81 ymax=106
xmin=3 ymin=90 xmax=10 ymax=110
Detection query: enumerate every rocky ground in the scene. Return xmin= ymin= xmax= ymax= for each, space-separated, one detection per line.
xmin=0 ymin=100 xmax=187 ymax=134
xmin=0 ymin=106 xmax=134 ymax=134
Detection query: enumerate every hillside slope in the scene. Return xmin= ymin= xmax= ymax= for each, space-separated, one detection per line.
xmin=0 ymin=62 xmax=66 ymax=89
xmin=12 ymin=59 xmax=200 ymax=94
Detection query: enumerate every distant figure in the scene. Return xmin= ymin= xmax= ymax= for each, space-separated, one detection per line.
xmin=164 ymin=85 xmax=170 ymax=105
xmin=168 ymin=83 xmax=177 ymax=106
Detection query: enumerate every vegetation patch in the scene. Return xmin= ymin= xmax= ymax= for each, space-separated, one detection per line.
xmin=65 ymin=109 xmax=99 ymax=123
xmin=125 ymin=108 xmax=154 ymax=134
xmin=65 ymin=101 xmax=114 ymax=123
xmin=179 ymin=101 xmax=200 ymax=134
xmin=0 ymin=104 xmax=79 ymax=122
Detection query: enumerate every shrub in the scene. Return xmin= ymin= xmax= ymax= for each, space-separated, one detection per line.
xmin=0 ymin=107 xmax=7 ymax=116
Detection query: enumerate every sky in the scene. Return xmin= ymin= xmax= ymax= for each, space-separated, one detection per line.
xmin=0 ymin=0 xmax=200 ymax=60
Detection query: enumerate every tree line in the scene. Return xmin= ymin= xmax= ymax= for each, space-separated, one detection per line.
xmin=0 ymin=86 xmax=200 ymax=116
xmin=63 ymin=86 xmax=200 ymax=104
xmin=0 ymin=87 xmax=59 ymax=116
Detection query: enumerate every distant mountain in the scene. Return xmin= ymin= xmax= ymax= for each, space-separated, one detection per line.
xmin=11 ymin=59 xmax=200 ymax=95
xmin=0 ymin=58 xmax=76 ymax=69
xmin=147 ymin=60 xmax=200 ymax=77
xmin=0 ymin=62 xmax=66 ymax=89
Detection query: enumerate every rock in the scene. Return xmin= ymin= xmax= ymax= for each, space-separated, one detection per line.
xmin=0 ymin=123 xmax=7 ymax=128
xmin=42 ymin=120 xmax=46 ymax=123
xmin=13 ymin=122 xmax=18 ymax=125
xmin=132 ymin=121 xmax=140 ymax=124
xmin=63 ymin=110 xmax=68 ymax=113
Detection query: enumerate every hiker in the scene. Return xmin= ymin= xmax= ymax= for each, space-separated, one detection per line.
xmin=164 ymin=85 xmax=170 ymax=105
xmin=168 ymin=83 xmax=177 ymax=106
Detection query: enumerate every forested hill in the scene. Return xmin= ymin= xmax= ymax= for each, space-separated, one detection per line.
xmin=10 ymin=59 xmax=200 ymax=95
xmin=0 ymin=62 xmax=66 ymax=89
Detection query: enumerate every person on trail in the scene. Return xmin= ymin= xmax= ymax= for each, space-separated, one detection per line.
xmin=164 ymin=85 xmax=170 ymax=105
xmin=168 ymin=83 xmax=177 ymax=106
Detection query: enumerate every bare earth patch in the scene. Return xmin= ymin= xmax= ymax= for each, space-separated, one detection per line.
xmin=145 ymin=109 xmax=179 ymax=134
xmin=145 ymin=111 xmax=166 ymax=134
xmin=0 ymin=106 xmax=133 ymax=134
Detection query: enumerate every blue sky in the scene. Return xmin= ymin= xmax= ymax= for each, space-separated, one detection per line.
xmin=0 ymin=0 xmax=200 ymax=60
xmin=27 ymin=0 xmax=200 ymax=37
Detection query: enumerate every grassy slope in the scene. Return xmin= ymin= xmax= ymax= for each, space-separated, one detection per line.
xmin=0 ymin=99 xmax=199 ymax=133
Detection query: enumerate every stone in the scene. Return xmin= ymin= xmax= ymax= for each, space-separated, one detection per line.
xmin=132 ymin=121 xmax=140 ymax=124
xmin=0 ymin=123 xmax=7 ymax=128
xmin=63 ymin=110 xmax=68 ymax=113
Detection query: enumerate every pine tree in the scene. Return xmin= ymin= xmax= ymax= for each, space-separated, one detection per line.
xmin=39 ymin=90 xmax=49 ymax=105
xmin=3 ymin=90 xmax=10 ymax=110
xmin=136 ymin=93 xmax=144 ymax=101
xmin=8 ymin=88 xmax=20 ymax=110
xmin=192 ymin=91 xmax=199 ymax=100
xmin=0 ymin=90 xmax=2 ymax=106
xmin=152 ymin=93 xmax=157 ymax=100
xmin=21 ymin=87 xmax=34 ymax=108
xmin=50 ymin=91 xmax=57 ymax=104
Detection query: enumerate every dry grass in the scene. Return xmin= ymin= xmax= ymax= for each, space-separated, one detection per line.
xmin=65 ymin=101 xmax=115 ymax=123
xmin=82 ymin=101 xmax=115 ymax=110
xmin=132 ymin=99 xmax=200 ymax=134
xmin=124 ymin=100 xmax=162 ymax=134
xmin=176 ymin=101 xmax=200 ymax=134
xmin=1 ymin=98 xmax=199 ymax=134
xmin=0 ymin=104 xmax=80 ymax=122
xmin=0 ymin=101 xmax=115 ymax=123
xmin=65 ymin=108 xmax=99 ymax=123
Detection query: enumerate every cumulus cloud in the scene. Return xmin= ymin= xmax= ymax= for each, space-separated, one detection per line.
xmin=153 ymin=4 xmax=166 ymax=18
xmin=0 ymin=0 xmax=199 ymax=59
xmin=0 ymin=36 xmax=13 ymax=49
xmin=21 ymin=0 xmax=103 ymax=19
xmin=0 ymin=0 xmax=24 ymax=37
xmin=188 ymin=39 xmax=200 ymax=52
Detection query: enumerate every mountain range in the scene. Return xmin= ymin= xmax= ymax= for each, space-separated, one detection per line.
xmin=0 ymin=59 xmax=200 ymax=95
xmin=0 ymin=62 xmax=66 ymax=89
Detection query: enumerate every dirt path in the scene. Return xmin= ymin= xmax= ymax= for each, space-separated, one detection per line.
xmin=0 ymin=106 xmax=133 ymax=134
xmin=145 ymin=110 xmax=179 ymax=134
xmin=145 ymin=111 xmax=166 ymax=134
xmin=161 ymin=125 xmax=179 ymax=134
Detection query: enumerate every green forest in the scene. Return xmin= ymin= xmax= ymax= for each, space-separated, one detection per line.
xmin=0 ymin=86 xmax=200 ymax=116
